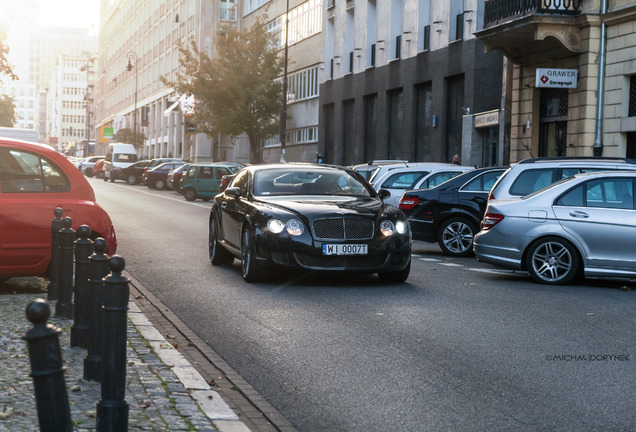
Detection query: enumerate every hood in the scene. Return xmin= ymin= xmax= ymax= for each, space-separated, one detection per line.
xmin=256 ymin=195 xmax=387 ymax=219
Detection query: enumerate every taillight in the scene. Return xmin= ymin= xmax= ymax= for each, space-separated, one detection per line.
xmin=399 ymin=197 xmax=420 ymax=210
xmin=481 ymin=213 xmax=504 ymax=230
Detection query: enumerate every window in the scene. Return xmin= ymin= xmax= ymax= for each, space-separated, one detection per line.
xmin=629 ymin=75 xmax=636 ymax=117
xmin=462 ymin=170 xmax=505 ymax=192
xmin=230 ymin=170 xmax=250 ymax=195
xmin=509 ymin=169 xmax=556 ymax=196
xmin=0 ymin=149 xmax=69 ymax=193
xmin=585 ymin=178 xmax=633 ymax=209
xmin=199 ymin=166 xmax=213 ymax=179
xmin=422 ymin=171 xmax=463 ymax=188
xmin=381 ymin=171 xmax=428 ymax=189
xmin=286 ymin=66 xmax=319 ymax=103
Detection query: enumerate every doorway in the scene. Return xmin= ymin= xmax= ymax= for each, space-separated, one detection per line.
xmin=539 ymin=88 xmax=568 ymax=157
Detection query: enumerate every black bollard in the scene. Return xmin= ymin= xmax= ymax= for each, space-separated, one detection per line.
xmin=71 ymin=225 xmax=93 ymax=348
xmin=47 ymin=207 xmax=64 ymax=301
xmin=84 ymin=238 xmax=109 ymax=382
xmin=23 ymin=299 xmax=73 ymax=432
xmin=96 ymin=255 xmax=130 ymax=432
xmin=55 ymin=217 xmax=75 ymax=319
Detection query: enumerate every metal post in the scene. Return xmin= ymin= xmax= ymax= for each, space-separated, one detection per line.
xmin=84 ymin=238 xmax=110 ymax=382
xmin=47 ymin=207 xmax=64 ymax=301
xmin=55 ymin=217 xmax=75 ymax=319
xmin=71 ymin=225 xmax=93 ymax=348
xmin=96 ymin=256 xmax=129 ymax=432
xmin=23 ymin=299 xmax=73 ymax=432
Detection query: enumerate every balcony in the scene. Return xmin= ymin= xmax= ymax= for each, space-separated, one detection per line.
xmin=475 ymin=0 xmax=584 ymax=65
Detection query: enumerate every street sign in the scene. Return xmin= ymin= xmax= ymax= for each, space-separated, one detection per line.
xmin=185 ymin=122 xmax=197 ymax=133
xmin=535 ymin=68 xmax=578 ymax=89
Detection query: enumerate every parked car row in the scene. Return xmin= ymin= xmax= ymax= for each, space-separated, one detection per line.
xmin=394 ymin=156 xmax=636 ymax=285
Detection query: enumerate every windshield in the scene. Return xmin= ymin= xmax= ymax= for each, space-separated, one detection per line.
xmin=253 ymin=168 xmax=373 ymax=197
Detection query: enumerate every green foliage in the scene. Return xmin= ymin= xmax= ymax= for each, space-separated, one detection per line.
xmin=111 ymin=127 xmax=147 ymax=147
xmin=162 ymin=18 xmax=283 ymax=163
xmin=0 ymin=31 xmax=17 ymax=83
xmin=0 ymin=94 xmax=15 ymax=127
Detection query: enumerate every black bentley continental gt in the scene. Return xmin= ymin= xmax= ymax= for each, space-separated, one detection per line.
xmin=208 ymin=164 xmax=412 ymax=282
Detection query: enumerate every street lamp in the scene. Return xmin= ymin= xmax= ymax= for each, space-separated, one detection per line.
xmin=126 ymin=51 xmax=138 ymax=147
xmin=279 ymin=0 xmax=290 ymax=163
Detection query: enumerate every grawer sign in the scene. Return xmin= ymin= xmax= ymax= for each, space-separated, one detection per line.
xmin=535 ymin=68 xmax=578 ymax=89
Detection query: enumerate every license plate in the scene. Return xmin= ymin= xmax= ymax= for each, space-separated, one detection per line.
xmin=322 ymin=244 xmax=368 ymax=255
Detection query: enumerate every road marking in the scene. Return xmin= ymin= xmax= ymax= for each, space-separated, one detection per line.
xmin=467 ymin=267 xmax=521 ymax=275
xmin=440 ymin=263 xmax=462 ymax=267
xmin=418 ymin=257 xmax=441 ymax=262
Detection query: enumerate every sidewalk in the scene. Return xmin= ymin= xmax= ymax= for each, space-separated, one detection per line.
xmin=0 ymin=276 xmax=293 ymax=432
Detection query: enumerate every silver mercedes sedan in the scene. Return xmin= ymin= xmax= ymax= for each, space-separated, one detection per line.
xmin=474 ymin=171 xmax=636 ymax=285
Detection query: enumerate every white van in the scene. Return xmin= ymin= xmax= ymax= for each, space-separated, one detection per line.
xmin=103 ymin=143 xmax=139 ymax=182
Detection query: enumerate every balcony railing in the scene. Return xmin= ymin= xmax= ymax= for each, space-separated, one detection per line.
xmin=484 ymin=0 xmax=582 ymax=26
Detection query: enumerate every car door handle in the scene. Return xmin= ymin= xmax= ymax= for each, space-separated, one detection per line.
xmin=569 ymin=211 xmax=589 ymax=218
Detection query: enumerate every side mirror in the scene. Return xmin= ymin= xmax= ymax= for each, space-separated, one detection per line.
xmin=377 ymin=189 xmax=391 ymax=200
xmin=225 ymin=187 xmax=241 ymax=198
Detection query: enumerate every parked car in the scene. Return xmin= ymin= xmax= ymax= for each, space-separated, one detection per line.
xmin=208 ymin=163 xmax=412 ymax=282
xmin=103 ymin=143 xmax=139 ymax=182
xmin=141 ymin=158 xmax=184 ymax=184
xmin=93 ymin=159 xmax=105 ymax=179
xmin=182 ymin=163 xmax=243 ymax=201
xmin=352 ymin=160 xmax=409 ymax=181
xmin=143 ymin=162 xmax=185 ymax=190
xmin=489 ymin=156 xmax=636 ymax=200
xmin=167 ymin=163 xmax=190 ymax=192
xmin=0 ymin=139 xmax=117 ymax=279
xmin=78 ymin=155 xmax=104 ymax=177
xmin=474 ymin=171 xmax=636 ymax=285
xmin=399 ymin=167 xmax=507 ymax=256
xmin=371 ymin=163 xmax=474 ymax=207
xmin=118 ymin=160 xmax=150 ymax=185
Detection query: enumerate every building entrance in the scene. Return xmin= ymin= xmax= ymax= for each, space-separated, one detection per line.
xmin=539 ymin=88 xmax=568 ymax=157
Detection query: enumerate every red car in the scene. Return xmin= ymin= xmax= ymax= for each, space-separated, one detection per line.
xmin=93 ymin=159 xmax=105 ymax=179
xmin=0 ymin=139 xmax=117 ymax=280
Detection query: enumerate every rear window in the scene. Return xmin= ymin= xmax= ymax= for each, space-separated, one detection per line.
xmin=114 ymin=153 xmax=138 ymax=163
xmin=509 ymin=169 xmax=556 ymax=196
xmin=380 ymin=171 xmax=428 ymax=189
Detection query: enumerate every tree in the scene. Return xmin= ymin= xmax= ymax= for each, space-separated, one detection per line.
xmin=111 ymin=127 xmax=146 ymax=147
xmin=0 ymin=94 xmax=14 ymax=126
xmin=0 ymin=32 xmax=17 ymax=127
xmin=162 ymin=18 xmax=283 ymax=163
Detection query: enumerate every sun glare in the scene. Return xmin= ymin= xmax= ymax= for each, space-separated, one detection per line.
xmin=39 ymin=0 xmax=99 ymax=33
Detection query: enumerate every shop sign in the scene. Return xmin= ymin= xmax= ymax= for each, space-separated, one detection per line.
xmin=536 ymin=68 xmax=578 ymax=88
xmin=474 ymin=110 xmax=499 ymax=128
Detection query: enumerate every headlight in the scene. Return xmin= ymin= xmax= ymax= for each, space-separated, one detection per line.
xmin=286 ymin=219 xmax=304 ymax=236
xmin=380 ymin=220 xmax=394 ymax=237
xmin=267 ymin=219 xmax=285 ymax=234
xmin=395 ymin=220 xmax=407 ymax=234
xmin=268 ymin=218 xmax=305 ymax=236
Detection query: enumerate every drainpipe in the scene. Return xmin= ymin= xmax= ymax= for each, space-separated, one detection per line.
xmin=593 ymin=0 xmax=608 ymax=156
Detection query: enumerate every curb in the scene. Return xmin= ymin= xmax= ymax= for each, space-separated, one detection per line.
xmin=125 ymin=271 xmax=298 ymax=432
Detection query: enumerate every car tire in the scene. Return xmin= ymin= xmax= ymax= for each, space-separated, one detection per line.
xmin=103 ymin=175 xmax=108 ymax=182
xmin=110 ymin=175 xmax=115 ymax=183
xmin=437 ymin=217 xmax=477 ymax=257
xmin=155 ymin=179 xmax=166 ymax=190
xmin=525 ymin=236 xmax=580 ymax=285
xmin=127 ymin=175 xmax=137 ymax=185
xmin=209 ymin=215 xmax=233 ymax=265
xmin=184 ymin=188 xmax=197 ymax=201
xmin=378 ymin=257 xmax=411 ymax=283
xmin=241 ymin=226 xmax=262 ymax=282
xmin=85 ymin=168 xmax=94 ymax=177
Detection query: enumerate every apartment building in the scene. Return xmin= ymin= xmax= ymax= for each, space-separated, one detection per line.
xmin=95 ymin=0 xmax=242 ymax=161
xmin=242 ymin=0 xmax=323 ymax=162
xmin=47 ymin=55 xmax=91 ymax=154
xmin=476 ymin=0 xmax=636 ymax=161
xmin=319 ymin=0 xmax=505 ymax=167
xmin=0 ymin=81 xmax=37 ymax=132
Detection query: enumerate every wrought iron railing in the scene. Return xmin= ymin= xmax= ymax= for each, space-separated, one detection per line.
xmin=484 ymin=0 xmax=582 ymax=26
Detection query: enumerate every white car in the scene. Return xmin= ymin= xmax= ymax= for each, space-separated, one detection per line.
xmin=373 ymin=163 xmax=474 ymax=207
xmin=78 ymin=155 xmax=105 ymax=177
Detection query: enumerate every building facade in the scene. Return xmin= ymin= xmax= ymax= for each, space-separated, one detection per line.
xmin=476 ymin=0 xmax=636 ymax=161
xmin=319 ymin=0 xmax=505 ymax=167
xmin=0 ymin=81 xmax=37 ymax=130
xmin=243 ymin=0 xmax=323 ymax=163
xmin=95 ymin=0 xmax=244 ymax=161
